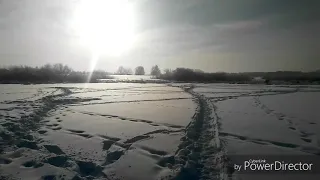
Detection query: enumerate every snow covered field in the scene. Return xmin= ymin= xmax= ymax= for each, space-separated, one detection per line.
xmin=110 ymin=75 xmax=153 ymax=80
xmin=0 ymin=83 xmax=320 ymax=179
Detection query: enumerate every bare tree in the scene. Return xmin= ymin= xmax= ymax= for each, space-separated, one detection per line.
xmin=116 ymin=66 xmax=126 ymax=75
xmin=127 ymin=68 xmax=133 ymax=75
xmin=151 ymin=65 xmax=161 ymax=77
xmin=116 ymin=66 xmax=133 ymax=75
xmin=163 ymin=68 xmax=172 ymax=75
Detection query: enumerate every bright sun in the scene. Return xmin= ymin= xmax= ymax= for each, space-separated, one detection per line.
xmin=72 ymin=0 xmax=135 ymax=56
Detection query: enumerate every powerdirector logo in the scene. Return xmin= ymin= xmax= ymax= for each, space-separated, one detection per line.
xmin=228 ymin=155 xmax=320 ymax=174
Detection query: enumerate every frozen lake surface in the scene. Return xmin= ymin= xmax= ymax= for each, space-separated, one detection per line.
xmin=0 ymin=83 xmax=320 ymax=179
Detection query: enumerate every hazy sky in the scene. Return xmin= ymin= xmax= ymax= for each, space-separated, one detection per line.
xmin=0 ymin=0 xmax=319 ymax=72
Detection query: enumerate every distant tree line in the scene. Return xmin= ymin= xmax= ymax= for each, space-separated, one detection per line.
xmin=2 ymin=63 xmax=319 ymax=84
xmin=113 ymin=64 xmax=320 ymax=83
xmin=159 ymin=68 xmax=251 ymax=82
xmin=0 ymin=64 xmax=112 ymax=84
xmin=158 ymin=67 xmax=320 ymax=83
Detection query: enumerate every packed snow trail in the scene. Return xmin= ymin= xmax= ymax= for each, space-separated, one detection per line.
xmin=171 ymin=85 xmax=228 ymax=180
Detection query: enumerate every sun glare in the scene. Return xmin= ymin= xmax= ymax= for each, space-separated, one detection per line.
xmin=72 ymin=0 xmax=135 ymax=56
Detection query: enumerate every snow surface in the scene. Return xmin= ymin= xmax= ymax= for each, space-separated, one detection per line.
xmin=0 ymin=83 xmax=194 ymax=180
xmin=1 ymin=83 xmax=320 ymax=180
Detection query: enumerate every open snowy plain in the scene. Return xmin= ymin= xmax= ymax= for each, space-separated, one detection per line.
xmin=1 ymin=83 xmax=320 ymax=180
